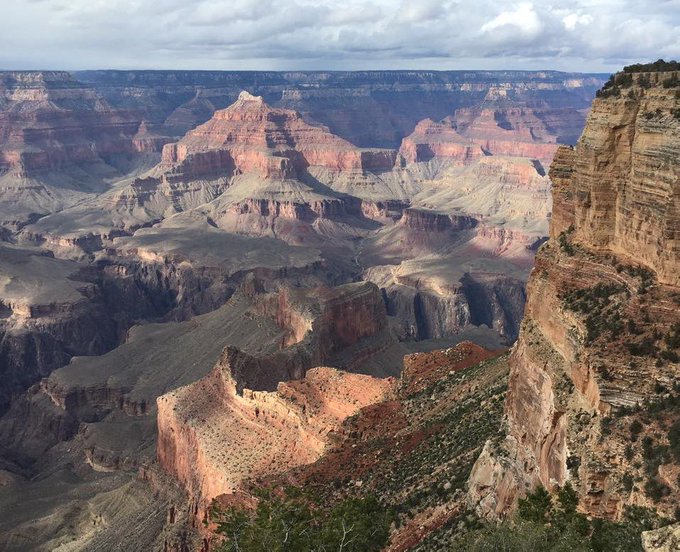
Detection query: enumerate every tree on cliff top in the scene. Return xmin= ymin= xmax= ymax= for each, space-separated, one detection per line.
xmin=623 ymin=59 xmax=680 ymax=73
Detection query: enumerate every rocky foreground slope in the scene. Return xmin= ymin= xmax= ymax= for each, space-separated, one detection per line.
xmin=468 ymin=67 xmax=680 ymax=522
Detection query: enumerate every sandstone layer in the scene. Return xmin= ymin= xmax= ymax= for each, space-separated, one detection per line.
xmin=0 ymin=71 xmax=155 ymax=229
xmin=157 ymin=360 xmax=392 ymax=510
xmin=468 ymin=69 xmax=680 ymax=521
xmin=160 ymin=91 xmax=395 ymax=181
xmin=216 ymin=342 xmax=509 ymax=551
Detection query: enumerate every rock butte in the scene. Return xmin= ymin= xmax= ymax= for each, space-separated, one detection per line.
xmin=157 ymin=358 xmax=393 ymax=510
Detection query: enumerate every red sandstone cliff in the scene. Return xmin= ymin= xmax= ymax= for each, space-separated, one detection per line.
xmin=0 ymin=72 xmax=144 ymax=175
xmin=157 ymin=354 xmax=392 ymax=511
xmin=468 ymin=69 xmax=680 ymax=520
xmin=398 ymin=119 xmax=483 ymax=165
xmin=0 ymin=72 xmax=155 ymax=228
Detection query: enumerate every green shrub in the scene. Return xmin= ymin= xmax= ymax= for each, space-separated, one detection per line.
xmin=462 ymin=487 xmax=668 ymax=552
xmin=210 ymin=488 xmax=392 ymax=552
xmin=662 ymin=75 xmax=680 ymax=88
xmin=668 ymin=418 xmax=680 ymax=461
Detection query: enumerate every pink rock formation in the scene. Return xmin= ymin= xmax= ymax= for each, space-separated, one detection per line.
xmin=157 ymin=352 xmax=392 ymax=510
xmin=400 ymin=208 xmax=477 ymax=232
xmin=452 ymin=107 xmax=560 ymax=165
xmin=0 ymin=72 xmax=143 ymax=176
xmin=398 ymin=119 xmax=483 ymax=165
xmin=160 ymin=91 xmax=395 ymax=180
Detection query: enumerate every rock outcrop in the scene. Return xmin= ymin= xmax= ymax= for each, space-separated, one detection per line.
xmin=549 ymin=72 xmax=680 ymax=286
xmin=159 ymin=91 xmax=394 ymax=181
xmin=76 ymin=70 xmax=603 ymax=149
xmin=0 ymin=71 xmax=152 ymax=229
xmin=212 ymin=342 xmax=510 ymax=551
xmin=452 ymin=107 xmax=560 ymax=165
xmin=157 ymin=354 xmax=392 ymax=510
xmin=468 ymin=68 xmax=680 ymax=520
xmin=398 ymin=119 xmax=483 ymax=165
xmin=643 ymin=522 xmax=680 ymax=551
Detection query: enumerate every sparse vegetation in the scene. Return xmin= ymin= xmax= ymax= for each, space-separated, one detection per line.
xmin=597 ymin=60 xmax=680 ymax=97
xmin=623 ymin=59 xmax=680 ymax=73
xmin=662 ymin=74 xmax=680 ymax=88
xmin=209 ymin=488 xmax=392 ymax=552
xmin=455 ymin=486 xmax=670 ymax=552
xmin=561 ymin=283 xmax=625 ymax=343
xmin=558 ymin=226 xmax=577 ymax=255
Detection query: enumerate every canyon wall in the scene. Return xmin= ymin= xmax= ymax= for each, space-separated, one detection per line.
xmin=0 ymin=72 xmax=152 ymax=229
xmin=468 ymin=69 xmax=680 ymax=520
xmin=76 ymin=70 xmax=604 ymax=148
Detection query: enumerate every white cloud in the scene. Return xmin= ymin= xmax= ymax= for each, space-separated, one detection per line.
xmin=0 ymin=0 xmax=678 ymax=72
xmin=481 ymin=3 xmax=542 ymax=36
xmin=563 ymin=13 xmax=594 ymax=31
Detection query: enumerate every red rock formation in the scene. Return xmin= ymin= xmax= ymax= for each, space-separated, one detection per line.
xmin=398 ymin=119 xmax=483 ymax=165
xmin=156 ymin=352 xmax=392 ymax=510
xmin=0 ymin=72 xmax=143 ymax=175
xmin=226 ymin=195 xmax=363 ymax=222
xmin=160 ymin=91 xmax=394 ymax=180
xmin=452 ymin=107 xmax=560 ymax=164
xmin=400 ymin=208 xmax=477 ymax=232
xmin=468 ymin=69 xmax=680 ymax=521
xmin=248 ymin=281 xmax=389 ymax=359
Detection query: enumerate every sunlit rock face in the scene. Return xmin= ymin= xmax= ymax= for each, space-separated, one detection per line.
xmin=157 ymin=357 xmax=392 ymax=510
xmin=468 ymin=69 xmax=680 ymax=521
xmin=160 ymin=91 xmax=395 ymax=180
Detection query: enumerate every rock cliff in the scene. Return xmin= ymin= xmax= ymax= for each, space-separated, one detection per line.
xmin=468 ymin=67 xmax=680 ymax=520
xmin=0 ymin=71 xmax=153 ymax=229
xmin=204 ymin=342 xmax=510 ymax=550
xmin=77 ymin=70 xmax=603 ymax=148
xmin=157 ymin=359 xmax=391 ymax=510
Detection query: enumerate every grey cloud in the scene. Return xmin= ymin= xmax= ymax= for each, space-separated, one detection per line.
xmin=0 ymin=0 xmax=678 ymax=71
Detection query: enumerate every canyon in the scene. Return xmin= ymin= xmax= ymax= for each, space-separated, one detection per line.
xmin=184 ymin=65 xmax=680 ymax=551
xmin=0 ymin=69 xmax=608 ymax=550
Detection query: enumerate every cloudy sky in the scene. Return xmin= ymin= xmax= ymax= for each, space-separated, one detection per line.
xmin=2 ymin=0 xmax=679 ymax=72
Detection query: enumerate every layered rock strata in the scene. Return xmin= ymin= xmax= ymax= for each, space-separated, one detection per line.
xmin=157 ymin=356 xmax=392 ymax=509
xmin=0 ymin=71 xmax=152 ymax=229
xmin=159 ymin=91 xmax=394 ymax=181
xmin=468 ymin=69 xmax=680 ymax=520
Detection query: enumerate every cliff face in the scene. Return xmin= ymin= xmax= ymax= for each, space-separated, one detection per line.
xmin=550 ymin=73 xmax=680 ymax=286
xmin=468 ymin=69 xmax=680 ymax=520
xmin=398 ymin=119 xmax=483 ymax=165
xmin=205 ymin=342 xmax=510 ymax=551
xmin=77 ymin=70 xmax=604 ymax=149
xmin=0 ymin=72 xmax=143 ymax=172
xmin=157 ymin=353 xmax=392 ymax=511
xmin=0 ymin=72 xmax=152 ymax=229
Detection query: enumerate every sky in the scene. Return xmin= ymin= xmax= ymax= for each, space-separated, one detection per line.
xmin=1 ymin=0 xmax=679 ymax=72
